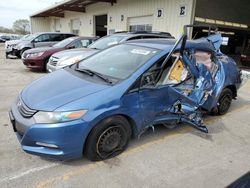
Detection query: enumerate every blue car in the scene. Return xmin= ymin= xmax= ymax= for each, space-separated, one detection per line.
xmin=9 ymin=28 xmax=242 ymax=161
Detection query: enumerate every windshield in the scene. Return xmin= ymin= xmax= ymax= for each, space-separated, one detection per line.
xmin=22 ymin=33 xmax=39 ymax=41
xmin=77 ymin=44 xmax=161 ymax=79
xmin=88 ymin=35 xmax=125 ymax=50
xmin=53 ymin=37 xmax=75 ymax=48
xmin=20 ymin=34 xmax=30 ymax=40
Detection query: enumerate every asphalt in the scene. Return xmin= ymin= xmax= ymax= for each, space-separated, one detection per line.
xmin=1 ymin=43 xmax=250 ymax=188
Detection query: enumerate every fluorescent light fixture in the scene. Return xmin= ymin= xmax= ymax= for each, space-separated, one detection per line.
xmin=233 ymin=23 xmax=241 ymax=27
xmin=225 ymin=22 xmax=233 ymax=26
xmin=215 ymin=20 xmax=225 ymax=25
xmin=195 ymin=17 xmax=205 ymax=22
xmin=205 ymin=19 xmax=215 ymax=24
xmin=202 ymin=29 xmax=235 ymax=35
xmin=240 ymin=24 xmax=248 ymax=28
xmin=195 ymin=17 xmax=248 ymax=29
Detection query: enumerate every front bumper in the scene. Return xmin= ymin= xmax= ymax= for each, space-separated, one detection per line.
xmin=22 ymin=58 xmax=45 ymax=70
xmin=9 ymin=102 xmax=91 ymax=160
xmin=11 ymin=48 xmax=21 ymax=57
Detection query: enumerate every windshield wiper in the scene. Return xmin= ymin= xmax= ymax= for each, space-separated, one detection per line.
xmin=75 ymin=68 xmax=113 ymax=84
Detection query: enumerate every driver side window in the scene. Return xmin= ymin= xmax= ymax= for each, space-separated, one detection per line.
xmin=141 ymin=55 xmax=174 ymax=87
xmin=159 ymin=54 xmax=189 ymax=85
xmin=35 ymin=34 xmax=50 ymax=42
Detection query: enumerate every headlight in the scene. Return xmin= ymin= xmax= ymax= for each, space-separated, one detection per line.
xmin=57 ymin=55 xmax=83 ymax=66
xmin=27 ymin=52 xmax=44 ymax=58
xmin=33 ymin=110 xmax=88 ymax=124
xmin=241 ymin=55 xmax=247 ymax=58
xmin=16 ymin=44 xmax=22 ymax=50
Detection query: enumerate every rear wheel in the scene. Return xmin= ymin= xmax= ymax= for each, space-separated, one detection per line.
xmin=85 ymin=116 xmax=131 ymax=161
xmin=217 ymin=88 xmax=233 ymax=115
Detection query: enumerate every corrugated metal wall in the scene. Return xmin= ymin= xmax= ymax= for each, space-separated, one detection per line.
xmin=30 ymin=17 xmax=51 ymax=33
xmin=31 ymin=0 xmax=195 ymax=38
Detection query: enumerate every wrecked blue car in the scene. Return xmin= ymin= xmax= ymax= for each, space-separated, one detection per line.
xmin=9 ymin=27 xmax=242 ymax=161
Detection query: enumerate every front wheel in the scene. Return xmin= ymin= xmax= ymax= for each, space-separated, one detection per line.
xmin=20 ymin=48 xmax=30 ymax=58
xmin=85 ymin=116 xmax=131 ymax=161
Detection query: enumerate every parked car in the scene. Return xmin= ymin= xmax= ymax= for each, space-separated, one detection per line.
xmin=47 ymin=31 xmax=174 ymax=72
xmin=0 ymin=35 xmax=11 ymax=43
xmin=5 ymin=34 xmax=30 ymax=58
xmin=11 ymin=32 xmax=76 ymax=58
xmin=22 ymin=36 xmax=98 ymax=71
xmin=9 ymin=28 xmax=242 ymax=161
xmin=240 ymin=48 xmax=250 ymax=66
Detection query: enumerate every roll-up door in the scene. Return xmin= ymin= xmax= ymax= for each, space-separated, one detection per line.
xmin=128 ymin=16 xmax=153 ymax=32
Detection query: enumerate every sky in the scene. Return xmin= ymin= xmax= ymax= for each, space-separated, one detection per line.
xmin=0 ymin=0 xmax=63 ymax=28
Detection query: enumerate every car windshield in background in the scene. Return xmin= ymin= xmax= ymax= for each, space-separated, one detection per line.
xmin=88 ymin=35 xmax=125 ymax=50
xmin=22 ymin=33 xmax=39 ymax=41
xmin=77 ymin=44 xmax=161 ymax=80
xmin=53 ymin=37 xmax=76 ymax=48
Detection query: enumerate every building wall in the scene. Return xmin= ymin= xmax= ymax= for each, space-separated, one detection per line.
xmin=30 ymin=17 xmax=51 ymax=33
xmin=31 ymin=0 xmax=196 ymax=38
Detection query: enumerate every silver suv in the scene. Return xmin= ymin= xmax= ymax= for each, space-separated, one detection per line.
xmin=11 ymin=32 xmax=76 ymax=58
xmin=47 ymin=31 xmax=174 ymax=72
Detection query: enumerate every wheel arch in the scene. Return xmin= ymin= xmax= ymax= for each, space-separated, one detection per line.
xmin=83 ymin=113 xmax=138 ymax=154
xmin=225 ymin=85 xmax=237 ymax=99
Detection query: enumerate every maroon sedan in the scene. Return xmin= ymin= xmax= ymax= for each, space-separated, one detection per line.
xmin=21 ymin=36 xmax=97 ymax=71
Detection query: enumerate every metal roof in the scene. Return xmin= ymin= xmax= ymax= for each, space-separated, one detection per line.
xmin=30 ymin=0 xmax=116 ymax=18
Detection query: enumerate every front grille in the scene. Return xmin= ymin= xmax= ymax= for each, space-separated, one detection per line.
xmin=17 ymin=98 xmax=37 ymax=118
xmin=49 ymin=56 xmax=59 ymax=66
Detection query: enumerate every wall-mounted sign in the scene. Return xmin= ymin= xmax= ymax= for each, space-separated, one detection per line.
xmin=156 ymin=8 xmax=164 ymax=18
xmin=179 ymin=5 xmax=187 ymax=16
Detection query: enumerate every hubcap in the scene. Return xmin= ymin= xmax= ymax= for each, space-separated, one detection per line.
xmin=96 ymin=126 xmax=126 ymax=158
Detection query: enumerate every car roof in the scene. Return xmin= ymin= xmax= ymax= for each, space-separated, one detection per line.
xmin=69 ymin=36 xmax=98 ymax=40
xmin=34 ymin=32 xmax=76 ymax=35
xmin=125 ymin=38 xmax=215 ymax=52
xmin=112 ymin=32 xmax=172 ymax=38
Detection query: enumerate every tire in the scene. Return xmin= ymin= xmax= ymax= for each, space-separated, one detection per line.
xmin=20 ymin=48 xmax=30 ymax=57
xmin=217 ymin=88 xmax=233 ymax=115
xmin=43 ymin=58 xmax=50 ymax=72
xmin=163 ymin=122 xmax=179 ymax=130
xmin=85 ymin=116 xmax=131 ymax=161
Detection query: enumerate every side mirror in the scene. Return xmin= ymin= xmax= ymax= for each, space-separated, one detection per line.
xmin=33 ymin=38 xmax=39 ymax=43
xmin=68 ymin=45 xmax=75 ymax=49
xmin=140 ymin=72 xmax=157 ymax=89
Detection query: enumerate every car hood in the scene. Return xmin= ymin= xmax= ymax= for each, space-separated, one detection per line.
xmin=21 ymin=69 xmax=109 ymax=111
xmin=25 ymin=47 xmax=61 ymax=54
xmin=5 ymin=40 xmax=20 ymax=45
xmin=52 ymin=48 xmax=98 ymax=59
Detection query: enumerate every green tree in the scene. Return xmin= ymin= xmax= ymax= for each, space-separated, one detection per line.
xmin=12 ymin=19 xmax=30 ymax=34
